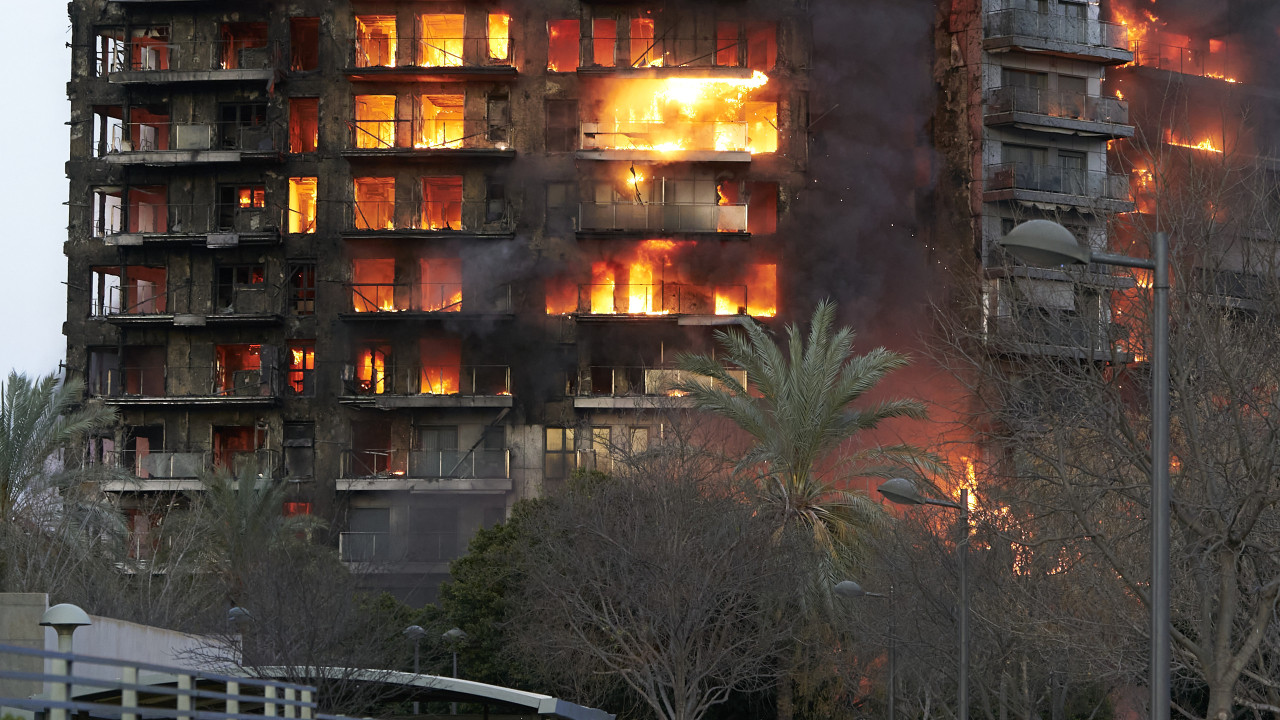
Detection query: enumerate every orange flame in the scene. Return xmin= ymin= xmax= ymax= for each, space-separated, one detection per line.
xmin=488 ymin=13 xmax=510 ymax=61
xmin=589 ymin=72 xmax=773 ymax=154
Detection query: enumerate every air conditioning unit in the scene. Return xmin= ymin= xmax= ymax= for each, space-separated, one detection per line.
xmin=174 ymin=124 xmax=215 ymax=151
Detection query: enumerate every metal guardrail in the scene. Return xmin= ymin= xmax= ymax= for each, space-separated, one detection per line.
xmin=339 ymin=448 xmax=510 ymax=479
xmin=573 ymin=283 xmax=750 ymax=315
xmin=984 ymin=86 xmax=1128 ymax=125
xmin=984 ymin=9 xmax=1129 ymax=52
xmin=569 ymin=367 xmax=747 ymax=397
xmin=1129 ymin=41 xmax=1242 ymax=81
xmin=95 ymin=366 xmax=279 ymax=399
xmin=99 ymin=121 xmax=283 ymax=156
xmin=102 ymin=40 xmax=276 ymax=75
xmin=345 ymin=282 xmax=511 ymax=313
xmin=95 ymin=203 xmax=281 ymax=238
xmin=985 ymin=163 xmax=1130 ymax=201
xmin=579 ymin=202 xmax=748 ymax=232
xmin=581 ymin=120 xmax=751 ymax=152
xmin=341 ymin=364 xmax=511 ymax=397
xmin=343 ymin=200 xmax=513 ymax=233
xmin=0 ymin=643 xmax=315 ymax=720
xmin=350 ymin=35 xmax=517 ymax=69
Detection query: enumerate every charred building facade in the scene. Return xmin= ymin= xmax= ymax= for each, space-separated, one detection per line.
xmin=64 ymin=0 xmax=809 ymax=602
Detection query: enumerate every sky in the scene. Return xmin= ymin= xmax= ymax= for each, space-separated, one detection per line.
xmin=0 ymin=3 xmax=71 ymax=379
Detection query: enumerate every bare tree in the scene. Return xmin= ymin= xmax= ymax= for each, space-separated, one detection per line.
xmin=512 ymin=465 xmax=818 ymax=720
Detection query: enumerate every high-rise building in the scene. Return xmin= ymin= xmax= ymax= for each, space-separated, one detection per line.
xmin=64 ymin=0 xmax=810 ymax=603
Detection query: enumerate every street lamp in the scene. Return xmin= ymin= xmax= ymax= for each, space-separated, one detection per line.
xmin=443 ymin=627 xmax=468 ymax=715
xmin=998 ymin=219 xmax=1170 ymax=720
xmin=41 ymin=603 xmax=91 ymax=720
xmin=403 ymin=625 xmax=427 ymax=714
xmin=877 ymin=478 xmax=968 ymax=720
xmin=834 ymin=581 xmax=895 ymax=720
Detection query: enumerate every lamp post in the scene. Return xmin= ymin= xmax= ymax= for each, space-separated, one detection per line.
xmin=403 ymin=625 xmax=426 ymax=715
xmin=998 ymin=219 xmax=1170 ymax=720
xmin=227 ymin=606 xmax=252 ymax=666
xmin=834 ymin=581 xmax=896 ymax=720
xmin=877 ymin=477 xmax=969 ymax=720
xmin=443 ymin=627 xmax=468 ymax=715
xmin=41 ymin=603 xmax=92 ymax=720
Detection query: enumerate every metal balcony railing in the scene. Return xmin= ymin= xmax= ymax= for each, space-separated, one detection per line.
xmin=100 ymin=120 xmax=282 ymax=155
xmin=96 ymin=202 xmax=281 ymax=237
xmin=581 ymin=120 xmax=751 ymax=152
xmin=340 ymin=448 xmax=510 ymax=479
xmin=97 ymin=366 xmax=278 ymax=399
xmin=95 ymin=284 xmax=169 ymax=317
xmin=122 ymin=448 xmax=278 ymax=480
xmin=985 ymin=86 xmax=1128 ymax=125
xmin=341 ymin=364 xmax=511 ymax=396
xmin=343 ymin=200 xmax=513 ymax=233
xmin=985 ymin=163 xmax=1130 ymax=201
xmin=578 ymin=202 xmax=748 ymax=232
xmin=104 ymin=39 xmax=276 ymax=74
xmin=569 ymin=366 xmax=747 ymax=396
xmin=211 ymin=282 xmax=282 ymax=315
xmin=574 ymin=282 xmax=751 ymax=315
xmin=350 ymin=35 xmax=516 ymax=69
xmin=1129 ymin=41 xmax=1243 ymax=81
xmin=350 ymin=117 xmax=465 ymax=150
xmin=339 ymin=531 xmax=391 ymax=562
xmin=984 ymin=9 xmax=1129 ymax=52
xmin=346 ymin=282 xmax=511 ymax=313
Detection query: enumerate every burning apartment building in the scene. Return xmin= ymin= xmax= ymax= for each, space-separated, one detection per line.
xmin=63 ymin=0 xmax=815 ymax=602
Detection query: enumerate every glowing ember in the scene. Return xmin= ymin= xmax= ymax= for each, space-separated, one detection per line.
xmin=1164 ymin=130 xmax=1223 ymax=153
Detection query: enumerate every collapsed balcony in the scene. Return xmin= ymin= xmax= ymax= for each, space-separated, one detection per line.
xmin=97 ymin=26 xmax=276 ymax=83
xmin=984 ymin=163 xmax=1132 ymax=212
xmin=337 ymin=447 xmax=512 ymax=492
xmin=568 ymin=366 xmax=746 ymax=408
xmin=983 ymin=9 xmax=1132 ymax=64
xmin=984 ymin=87 xmax=1132 ymax=138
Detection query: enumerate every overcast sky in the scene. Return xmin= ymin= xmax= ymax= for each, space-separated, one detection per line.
xmin=0 ymin=3 xmax=71 ymax=379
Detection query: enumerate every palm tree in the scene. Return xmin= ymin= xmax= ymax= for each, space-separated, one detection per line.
xmin=0 ymin=371 xmax=126 ymax=594
xmin=675 ymin=300 xmax=931 ymax=572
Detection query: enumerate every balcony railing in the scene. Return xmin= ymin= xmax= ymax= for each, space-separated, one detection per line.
xmin=350 ymin=35 xmax=516 ymax=69
xmin=123 ymin=448 xmax=278 ymax=480
xmin=985 ymin=163 xmax=1129 ymax=201
xmin=346 ymin=118 xmax=511 ymax=151
xmin=581 ymin=120 xmax=751 ymax=153
xmin=1129 ymin=41 xmax=1243 ymax=81
xmin=100 ymin=120 xmax=282 ymax=156
xmin=569 ymin=366 xmax=747 ymax=396
xmin=96 ymin=203 xmax=280 ymax=238
xmin=579 ymin=202 xmax=748 ymax=233
xmin=340 ymin=448 xmax=510 ymax=479
xmin=984 ymin=10 xmax=1129 ymax=53
xmin=104 ymin=40 xmax=276 ymax=75
xmin=95 ymin=285 xmax=169 ymax=317
xmin=985 ymin=86 xmax=1128 ymax=126
xmin=339 ymin=531 xmax=391 ymax=562
xmin=346 ymin=283 xmax=511 ymax=314
xmin=343 ymin=200 xmax=512 ymax=233
xmin=97 ymin=366 xmax=278 ymax=399
xmin=342 ymin=364 xmax=511 ymax=396
xmin=573 ymin=282 xmax=751 ymax=315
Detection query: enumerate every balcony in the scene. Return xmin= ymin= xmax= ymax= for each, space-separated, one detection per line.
xmin=105 ymin=40 xmax=277 ymax=84
xmin=578 ymin=120 xmax=754 ymax=162
xmin=578 ymin=202 xmax=748 ymax=235
xmin=99 ymin=203 xmax=281 ymax=247
xmin=568 ymin=366 xmax=745 ymax=408
xmin=983 ymin=163 xmax=1132 ymax=212
xmin=342 ymin=118 xmax=515 ymax=159
xmin=339 ymin=364 xmax=512 ymax=408
xmin=338 ymin=530 xmax=459 ymax=565
xmin=984 ymin=87 xmax=1132 ymax=138
xmin=342 ymin=283 xmax=512 ymax=316
xmin=100 ymin=121 xmax=283 ymax=164
xmin=337 ymin=448 xmax=512 ymax=492
xmin=570 ymin=282 xmax=765 ymax=318
xmin=341 ymin=200 xmax=513 ymax=237
xmin=94 ymin=366 xmax=280 ymax=406
xmin=984 ymin=10 xmax=1132 ymax=64
xmin=346 ymin=35 xmax=518 ymax=81
xmin=102 ymin=449 xmax=279 ymax=492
